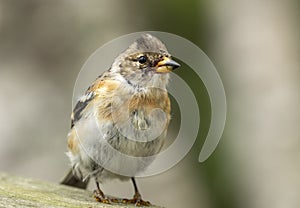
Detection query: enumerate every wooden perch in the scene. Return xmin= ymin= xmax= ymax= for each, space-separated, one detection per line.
xmin=0 ymin=172 xmax=162 ymax=208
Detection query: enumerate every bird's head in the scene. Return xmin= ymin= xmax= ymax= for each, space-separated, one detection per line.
xmin=111 ymin=34 xmax=180 ymax=89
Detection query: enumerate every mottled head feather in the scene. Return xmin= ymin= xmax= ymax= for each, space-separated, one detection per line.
xmin=112 ymin=34 xmax=170 ymax=70
xmin=110 ymin=34 xmax=171 ymax=88
xmin=126 ymin=34 xmax=169 ymax=55
xmin=119 ymin=34 xmax=169 ymax=57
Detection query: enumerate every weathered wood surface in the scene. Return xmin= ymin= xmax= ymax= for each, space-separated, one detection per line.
xmin=0 ymin=172 xmax=161 ymax=208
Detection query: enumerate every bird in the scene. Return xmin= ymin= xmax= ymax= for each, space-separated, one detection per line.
xmin=61 ymin=33 xmax=180 ymax=206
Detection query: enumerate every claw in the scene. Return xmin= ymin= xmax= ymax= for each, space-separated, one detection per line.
xmin=93 ymin=190 xmax=111 ymax=204
xmin=122 ymin=194 xmax=151 ymax=207
xmin=135 ymin=199 xmax=151 ymax=206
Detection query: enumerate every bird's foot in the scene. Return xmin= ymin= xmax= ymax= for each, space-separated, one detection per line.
xmin=93 ymin=189 xmax=110 ymax=204
xmin=122 ymin=192 xmax=151 ymax=207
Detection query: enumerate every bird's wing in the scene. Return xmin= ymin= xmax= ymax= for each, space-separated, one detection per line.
xmin=68 ymin=75 xmax=122 ymax=152
xmin=63 ymin=75 xmax=122 ymax=188
xmin=70 ymin=72 xmax=121 ymax=128
xmin=71 ymin=91 xmax=95 ymax=128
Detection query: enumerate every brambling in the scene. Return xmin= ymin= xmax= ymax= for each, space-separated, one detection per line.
xmin=61 ymin=34 xmax=180 ymax=206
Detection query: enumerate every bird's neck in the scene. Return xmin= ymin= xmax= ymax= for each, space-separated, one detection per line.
xmin=125 ymin=73 xmax=169 ymax=92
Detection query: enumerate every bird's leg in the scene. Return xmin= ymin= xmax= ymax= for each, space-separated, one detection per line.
xmin=93 ymin=180 xmax=110 ymax=204
xmin=122 ymin=177 xmax=151 ymax=206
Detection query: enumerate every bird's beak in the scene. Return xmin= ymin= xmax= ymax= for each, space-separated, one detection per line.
xmin=155 ymin=57 xmax=180 ymax=73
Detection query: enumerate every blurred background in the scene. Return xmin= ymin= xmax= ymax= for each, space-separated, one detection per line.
xmin=0 ymin=1 xmax=300 ymax=207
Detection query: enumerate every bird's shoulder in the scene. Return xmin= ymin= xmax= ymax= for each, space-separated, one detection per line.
xmin=70 ymin=71 xmax=122 ymax=128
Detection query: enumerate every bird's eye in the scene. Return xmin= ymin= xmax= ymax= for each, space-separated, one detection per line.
xmin=137 ymin=55 xmax=147 ymax=64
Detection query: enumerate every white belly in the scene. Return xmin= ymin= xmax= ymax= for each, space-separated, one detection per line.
xmin=68 ymin=109 xmax=167 ymax=181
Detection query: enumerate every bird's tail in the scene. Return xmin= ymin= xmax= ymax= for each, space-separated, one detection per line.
xmin=60 ymin=169 xmax=89 ymax=189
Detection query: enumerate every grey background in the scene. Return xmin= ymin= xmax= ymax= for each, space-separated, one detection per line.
xmin=0 ymin=1 xmax=300 ymax=208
